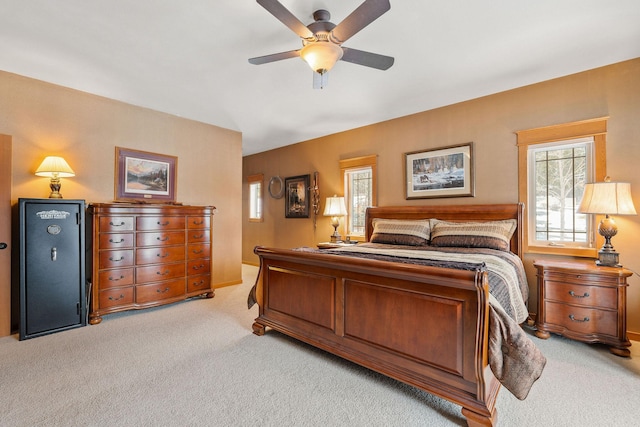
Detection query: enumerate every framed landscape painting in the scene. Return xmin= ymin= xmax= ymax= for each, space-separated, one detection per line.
xmin=115 ymin=147 xmax=177 ymax=203
xmin=404 ymin=142 xmax=474 ymax=199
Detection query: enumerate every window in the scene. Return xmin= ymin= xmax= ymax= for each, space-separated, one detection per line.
xmin=340 ymin=155 xmax=377 ymax=237
xmin=517 ymin=118 xmax=607 ymax=256
xmin=248 ymin=173 xmax=263 ymax=222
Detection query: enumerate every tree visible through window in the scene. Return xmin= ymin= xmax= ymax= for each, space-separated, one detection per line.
xmin=340 ymin=155 xmax=377 ymax=238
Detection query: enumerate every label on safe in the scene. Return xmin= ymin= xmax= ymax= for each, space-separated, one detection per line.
xmin=36 ymin=210 xmax=71 ymax=220
xmin=47 ymin=224 xmax=62 ymax=235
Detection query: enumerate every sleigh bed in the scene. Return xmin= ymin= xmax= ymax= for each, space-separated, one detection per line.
xmin=248 ymin=203 xmax=545 ymax=426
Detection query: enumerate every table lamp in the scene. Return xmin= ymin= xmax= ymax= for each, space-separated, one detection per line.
xmin=35 ymin=156 xmax=75 ymax=198
xmin=323 ymin=195 xmax=347 ymax=242
xmin=577 ymin=176 xmax=637 ymax=267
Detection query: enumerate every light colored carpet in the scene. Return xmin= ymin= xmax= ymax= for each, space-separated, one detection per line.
xmin=1 ymin=264 xmax=638 ymax=426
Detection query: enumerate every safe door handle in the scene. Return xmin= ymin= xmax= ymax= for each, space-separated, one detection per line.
xmin=51 ymin=247 xmax=57 ymax=261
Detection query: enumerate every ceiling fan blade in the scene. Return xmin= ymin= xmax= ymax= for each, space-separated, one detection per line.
xmin=248 ymin=50 xmax=301 ymax=65
xmin=312 ymin=71 xmax=329 ymax=89
xmin=257 ymin=0 xmax=314 ymax=39
xmin=340 ymin=47 xmax=394 ymax=70
xmin=331 ymin=0 xmax=391 ymax=43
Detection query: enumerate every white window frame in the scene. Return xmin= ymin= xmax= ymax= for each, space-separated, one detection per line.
xmin=248 ymin=173 xmax=263 ymax=222
xmin=340 ymin=155 xmax=377 ymax=238
xmin=517 ymin=118 xmax=607 ymax=257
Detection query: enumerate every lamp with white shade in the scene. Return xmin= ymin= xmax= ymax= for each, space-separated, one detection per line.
xmin=323 ymin=195 xmax=347 ymax=243
xmin=35 ymin=156 xmax=75 ymax=199
xmin=577 ymin=176 xmax=637 ymax=267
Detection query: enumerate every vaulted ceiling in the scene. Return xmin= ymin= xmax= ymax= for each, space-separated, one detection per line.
xmin=1 ymin=1 xmax=639 ymax=155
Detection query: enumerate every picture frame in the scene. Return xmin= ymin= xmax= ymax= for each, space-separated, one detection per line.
xmin=115 ymin=147 xmax=177 ymax=203
xmin=404 ymin=142 xmax=474 ymax=199
xmin=284 ymin=174 xmax=310 ymax=218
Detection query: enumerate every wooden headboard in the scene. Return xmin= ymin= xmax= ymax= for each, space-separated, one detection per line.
xmin=365 ymin=203 xmax=525 ymax=259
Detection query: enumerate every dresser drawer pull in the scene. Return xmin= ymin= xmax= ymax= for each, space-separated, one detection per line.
xmin=192 ymin=220 xmax=204 ymax=225
xmin=568 ymin=291 xmax=590 ymax=298
xmin=192 ymin=234 xmax=204 ymax=239
xmin=156 ymin=270 xmax=170 ymax=276
xmin=109 ymin=256 xmax=125 ymax=262
xmin=156 ymin=287 xmax=170 ymax=294
xmin=192 ymin=280 xmax=206 ymax=287
xmin=569 ymin=314 xmax=590 ymax=323
xmin=192 ymin=264 xmax=205 ymax=270
xmin=156 ymin=252 xmax=169 ymax=258
xmin=157 ymin=236 xmax=170 ymax=241
xmin=109 ymin=238 xmax=125 ymax=244
xmin=157 ymin=221 xmax=170 ymax=226
xmin=108 ymin=294 xmax=125 ymax=301
xmin=110 ymin=221 xmax=126 ymax=227
xmin=109 ymin=275 xmax=125 ymax=281
xmin=192 ymin=249 xmax=203 ymax=254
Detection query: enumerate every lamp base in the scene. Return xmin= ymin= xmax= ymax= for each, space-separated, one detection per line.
xmin=48 ymin=179 xmax=63 ymax=198
xmin=330 ymin=232 xmax=342 ymax=243
xmin=595 ymin=249 xmax=621 ymax=267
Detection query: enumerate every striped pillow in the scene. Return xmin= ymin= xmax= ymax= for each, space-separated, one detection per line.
xmin=429 ymin=219 xmax=517 ymax=251
xmin=370 ymin=219 xmax=430 ymax=246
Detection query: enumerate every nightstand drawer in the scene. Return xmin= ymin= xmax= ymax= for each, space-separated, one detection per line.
xmin=544 ymin=301 xmax=617 ymax=337
xmin=544 ymin=281 xmax=617 ymax=310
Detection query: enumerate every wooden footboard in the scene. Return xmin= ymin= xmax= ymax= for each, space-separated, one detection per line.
xmin=253 ymin=247 xmax=500 ymax=426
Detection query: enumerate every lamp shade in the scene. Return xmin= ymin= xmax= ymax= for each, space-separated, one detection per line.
xmin=323 ymin=196 xmax=347 ymax=217
xmin=35 ymin=156 xmax=75 ymax=178
xmin=577 ymin=177 xmax=637 ymax=215
xmin=300 ymin=42 xmax=343 ymax=74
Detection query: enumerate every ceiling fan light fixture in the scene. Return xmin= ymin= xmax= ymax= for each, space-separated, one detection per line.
xmin=300 ymin=41 xmax=343 ymax=74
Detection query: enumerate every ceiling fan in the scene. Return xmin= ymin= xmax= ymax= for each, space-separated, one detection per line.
xmin=248 ymin=0 xmax=394 ymax=89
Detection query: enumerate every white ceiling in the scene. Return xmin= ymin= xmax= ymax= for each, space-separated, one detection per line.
xmin=1 ymin=1 xmax=639 ymax=156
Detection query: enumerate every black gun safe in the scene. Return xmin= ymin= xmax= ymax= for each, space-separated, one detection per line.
xmin=19 ymin=198 xmax=86 ymax=340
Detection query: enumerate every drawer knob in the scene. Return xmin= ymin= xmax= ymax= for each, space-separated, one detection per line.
xmin=110 ymin=221 xmax=126 ymax=227
xmin=568 ymin=290 xmax=590 ymax=299
xmin=109 ymin=238 xmax=125 ymax=244
xmin=157 ymin=221 xmax=170 ymax=226
xmin=108 ymin=294 xmax=125 ymax=301
xmin=109 ymin=256 xmax=125 ymax=262
xmin=157 ymin=236 xmax=170 ymax=241
xmin=192 ymin=264 xmax=205 ymax=270
xmin=192 ymin=234 xmax=204 ymax=239
xmin=156 ymin=270 xmax=170 ymax=276
xmin=109 ymin=275 xmax=125 ymax=281
xmin=156 ymin=287 xmax=170 ymax=294
xmin=156 ymin=252 xmax=169 ymax=258
xmin=569 ymin=314 xmax=590 ymax=323
xmin=192 ymin=220 xmax=204 ymax=225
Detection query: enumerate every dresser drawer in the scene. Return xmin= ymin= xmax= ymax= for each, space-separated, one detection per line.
xmin=544 ymin=281 xmax=617 ymax=310
xmin=544 ymin=301 xmax=617 ymax=337
xmin=187 ymin=216 xmax=210 ymax=229
xmin=187 ymin=229 xmax=210 ymax=243
xmin=187 ymin=274 xmax=211 ymax=293
xmin=136 ymin=231 xmax=186 ymax=247
xmin=100 ymin=216 xmax=134 ymax=232
xmin=136 ymin=278 xmax=185 ymax=304
xmin=136 ymin=263 xmax=186 ymax=283
xmin=99 ymin=233 xmax=134 ymax=249
xmin=99 ymin=287 xmax=134 ymax=308
xmin=187 ymin=243 xmax=210 ymax=260
xmin=98 ymin=268 xmax=134 ymax=289
xmin=542 ymin=270 xmax=619 ymax=286
xmin=187 ymin=259 xmax=210 ymax=276
xmin=136 ymin=246 xmax=185 ymax=265
xmin=136 ymin=216 xmax=185 ymax=231
xmin=99 ymin=250 xmax=134 ymax=269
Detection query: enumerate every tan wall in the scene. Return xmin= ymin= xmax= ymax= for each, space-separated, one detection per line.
xmin=0 ymin=71 xmax=243 ymax=335
xmin=242 ymin=58 xmax=640 ymax=338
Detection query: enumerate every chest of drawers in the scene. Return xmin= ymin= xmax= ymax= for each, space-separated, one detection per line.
xmin=87 ymin=203 xmax=215 ymax=324
xmin=533 ymin=259 xmax=632 ymax=357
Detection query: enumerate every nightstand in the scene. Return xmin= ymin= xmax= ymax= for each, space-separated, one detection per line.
xmin=533 ymin=259 xmax=633 ymax=357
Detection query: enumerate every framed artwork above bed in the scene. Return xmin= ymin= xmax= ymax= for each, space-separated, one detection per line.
xmin=404 ymin=142 xmax=474 ymax=199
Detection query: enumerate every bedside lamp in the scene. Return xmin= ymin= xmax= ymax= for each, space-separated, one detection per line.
xmin=577 ymin=176 xmax=637 ymax=267
xmin=35 ymin=156 xmax=75 ymax=199
xmin=323 ymin=195 xmax=347 ymax=243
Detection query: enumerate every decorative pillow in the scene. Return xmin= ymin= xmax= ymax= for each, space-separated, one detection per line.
xmin=429 ymin=219 xmax=517 ymax=251
xmin=370 ymin=219 xmax=430 ymax=246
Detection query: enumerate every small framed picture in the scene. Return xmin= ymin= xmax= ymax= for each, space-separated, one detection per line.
xmin=115 ymin=147 xmax=177 ymax=203
xmin=404 ymin=142 xmax=474 ymax=199
xmin=284 ymin=174 xmax=310 ymax=218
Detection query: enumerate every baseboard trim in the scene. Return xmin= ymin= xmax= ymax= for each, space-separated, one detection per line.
xmin=628 ymin=331 xmax=640 ymax=342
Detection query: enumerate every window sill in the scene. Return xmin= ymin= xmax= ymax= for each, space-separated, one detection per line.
xmin=526 ymin=245 xmax=596 ymax=258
